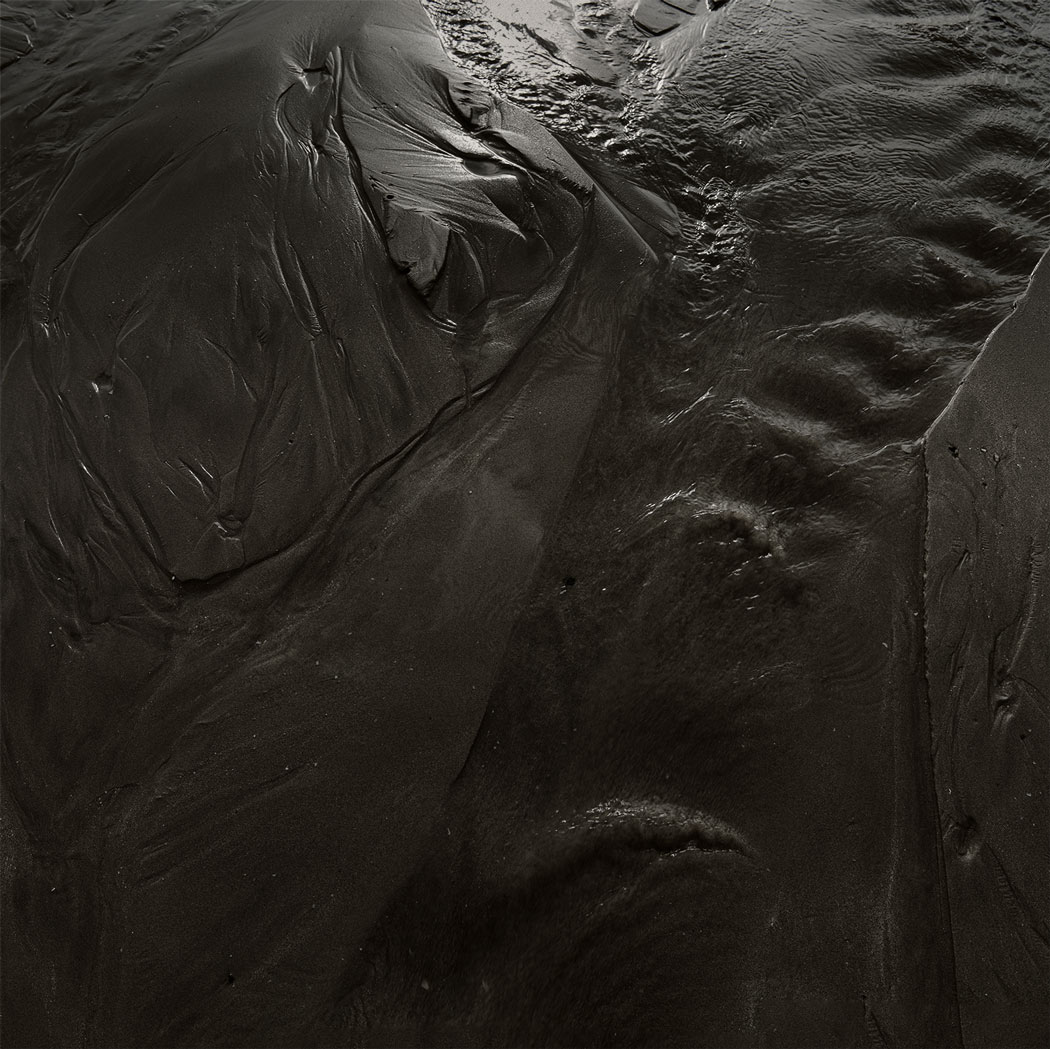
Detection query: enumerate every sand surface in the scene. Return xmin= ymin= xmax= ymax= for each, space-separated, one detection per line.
xmin=1 ymin=0 xmax=1047 ymax=1045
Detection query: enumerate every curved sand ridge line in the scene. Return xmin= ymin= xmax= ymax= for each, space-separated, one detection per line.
xmin=0 ymin=3 xmax=674 ymax=1046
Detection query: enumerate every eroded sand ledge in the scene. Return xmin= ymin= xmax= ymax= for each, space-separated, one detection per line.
xmin=924 ymin=248 xmax=1050 ymax=1049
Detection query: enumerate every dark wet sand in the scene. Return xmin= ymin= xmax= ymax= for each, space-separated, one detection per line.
xmin=925 ymin=249 xmax=1049 ymax=1049
xmin=1 ymin=0 xmax=1047 ymax=1046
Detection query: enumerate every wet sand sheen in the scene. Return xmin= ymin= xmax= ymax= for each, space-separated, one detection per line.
xmin=2 ymin=2 xmax=669 ymax=1044
xmin=2 ymin=0 xmax=1048 ymax=1046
